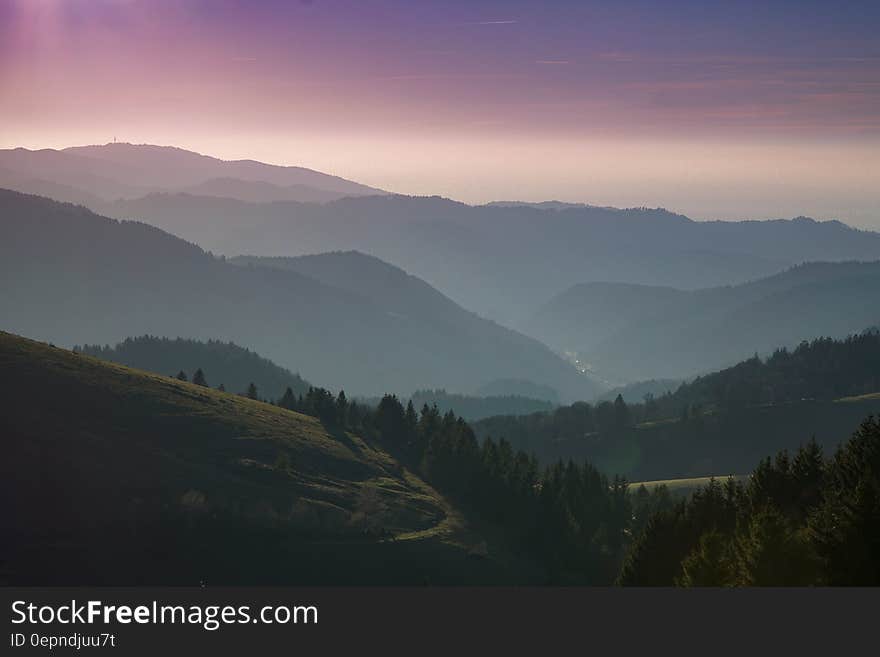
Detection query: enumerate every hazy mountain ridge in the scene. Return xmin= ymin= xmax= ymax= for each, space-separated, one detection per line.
xmin=0 ymin=143 xmax=385 ymax=205
xmin=93 ymin=186 xmax=880 ymax=325
xmin=529 ymin=261 xmax=880 ymax=382
xmin=0 ymin=189 xmax=598 ymax=400
xmin=6 ymin=144 xmax=880 ymax=326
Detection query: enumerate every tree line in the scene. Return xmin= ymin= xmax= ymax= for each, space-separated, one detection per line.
xmin=645 ymin=330 xmax=880 ymax=419
xmin=268 ymin=385 xmax=665 ymax=583
xmin=76 ymin=336 xmax=311 ymax=400
xmin=472 ymin=331 xmax=880 ymax=472
xmin=160 ymin=360 xmax=880 ymax=585
xmin=619 ymin=417 xmax=880 ymax=585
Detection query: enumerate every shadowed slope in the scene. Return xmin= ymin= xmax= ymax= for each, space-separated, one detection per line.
xmin=0 ymin=332 xmax=511 ymax=584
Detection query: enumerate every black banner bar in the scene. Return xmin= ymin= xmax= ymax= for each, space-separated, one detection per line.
xmin=2 ymin=587 xmax=878 ymax=655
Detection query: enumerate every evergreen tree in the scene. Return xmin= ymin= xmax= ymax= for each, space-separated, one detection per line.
xmin=176 ymin=370 xmax=187 ymax=382
xmin=246 ymin=382 xmax=258 ymax=400
xmin=279 ymin=386 xmax=297 ymax=410
xmin=192 ymin=368 xmax=208 ymax=387
xmin=335 ymin=390 xmax=348 ymax=424
xmin=613 ymin=394 xmax=631 ymax=430
xmin=732 ymin=508 xmax=818 ymax=585
xmin=809 ymin=417 xmax=880 ymax=584
xmin=676 ymin=531 xmax=733 ymax=586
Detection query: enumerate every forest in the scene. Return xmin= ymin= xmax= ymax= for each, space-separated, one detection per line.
xmin=620 ymin=418 xmax=880 ymax=585
xmin=473 ymin=332 xmax=880 ymax=479
xmin=215 ymin=375 xmax=880 ymax=585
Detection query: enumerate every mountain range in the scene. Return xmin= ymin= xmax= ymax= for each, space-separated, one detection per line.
xmin=0 ymin=143 xmax=384 ymax=206
xmin=525 ymin=261 xmax=880 ymax=382
xmin=5 ymin=144 xmax=880 ymax=329
xmin=0 ymin=189 xmax=598 ymax=400
xmin=101 ymin=191 xmax=880 ymax=327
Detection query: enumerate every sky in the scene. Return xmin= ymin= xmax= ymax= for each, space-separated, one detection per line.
xmin=1 ymin=0 xmax=879 ymax=226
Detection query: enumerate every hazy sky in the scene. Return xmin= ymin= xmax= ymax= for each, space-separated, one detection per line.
xmin=1 ymin=0 xmax=879 ymax=226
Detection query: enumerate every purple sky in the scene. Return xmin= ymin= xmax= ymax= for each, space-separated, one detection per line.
xmin=1 ymin=0 xmax=879 ymax=225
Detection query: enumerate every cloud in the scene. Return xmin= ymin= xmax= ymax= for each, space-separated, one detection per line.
xmin=536 ymin=60 xmax=570 ymax=65
xmin=597 ymin=52 xmax=636 ymax=63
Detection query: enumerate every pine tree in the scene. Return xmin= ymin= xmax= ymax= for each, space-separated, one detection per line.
xmin=192 ymin=368 xmax=208 ymax=387
xmin=246 ymin=382 xmax=258 ymax=400
xmin=335 ymin=390 xmax=348 ymax=424
xmin=613 ymin=394 xmax=630 ymax=429
xmin=732 ymin=507 xmax=818 ymax=585
xmin=176 ymin=370 xmax=187 ymax=382
xmin=676 ymin=531 xmax=733 ymax=586
xmin=278 ymin=386 xmax=296 ymax=409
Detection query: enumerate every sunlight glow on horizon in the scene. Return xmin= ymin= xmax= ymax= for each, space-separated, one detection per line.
xmin=1 ymin=0 xmax=878 ymax=227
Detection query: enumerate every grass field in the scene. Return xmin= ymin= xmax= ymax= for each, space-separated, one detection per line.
xmin=629 ymin=474 xmax=748 ymax=496
xmin=836 ymin=392 xmax=880 ymax=403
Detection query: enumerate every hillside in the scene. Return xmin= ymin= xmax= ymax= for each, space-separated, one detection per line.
xmin=473 ymin=334 xmax=880 ymax=480
xmin=409 ymin=390 xmax=554 ymax=421
xmin=0 ymin=189 xmax=597 ymax=400
xmin=650 ymin=331 xmax=880 ymax=414
xmin=356 ymin=390 xmax=555 ymax=422
xmin=232 ymin=251 xmax=504 ymax=342
xmin=179 ymin=177 xmax=345 ymax=204
xmin=93 ymin=192 xmax=880 ymax=325
xmin=474 ymin=395 xmax=880 ymax=482
xmin=0 ymin=332 xmax=510 ymax=585
xmin=0 ymin=143 xmax=384 ymax=204
xmin=524 ymin=282 xmax=689 ymax=358
xmin=77 ymin=336 xmax=312 ymax=400
xmin=528 ymin=261 xmax=880 ymax=382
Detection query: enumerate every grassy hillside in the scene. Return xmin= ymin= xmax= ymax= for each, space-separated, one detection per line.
xmin=0 ymin=332 xmax=514 ymax=585
xmin=0 ymin=144 xmax=383 ymax=201
xmin=629 ymin=476 xmax=749 ymax=497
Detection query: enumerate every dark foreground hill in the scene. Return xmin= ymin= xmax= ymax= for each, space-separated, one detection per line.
xmin=0 ymin=332 xmax=513 ymax=585
xmin=0 ymin=189 xmax=597 ymax=400
xmin=526 ymin=261 xmax=880 ymax=382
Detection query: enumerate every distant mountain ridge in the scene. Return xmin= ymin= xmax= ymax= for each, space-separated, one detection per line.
xmin=527 ymin=261 xmax=880 ymax=382
xmin=0 ymin=189 xmax=598 ymax=400
xmin=92 ymin=190 xmax=880 ymax=325
xmin=0 ymin=143 xmax=385 ymax=205
xmin=6 ymin=142 xmax=880 ymax=327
